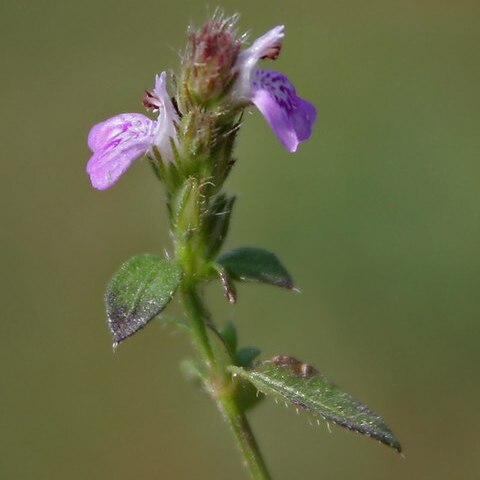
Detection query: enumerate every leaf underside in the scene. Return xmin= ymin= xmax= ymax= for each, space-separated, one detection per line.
xmin=105 ymin=254 xmax=182 ymax=345
xmin=218 ymin=247 xmax=294 ymax=289
xmin=230 ymin=356 xmax=401 ymax=452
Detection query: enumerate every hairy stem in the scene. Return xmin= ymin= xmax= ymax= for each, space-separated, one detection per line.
xmin=180 ymin=285 xmax=271 ymax=480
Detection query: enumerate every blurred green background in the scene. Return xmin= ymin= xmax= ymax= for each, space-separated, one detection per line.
xmin=1 ymin=0 xmax=479 ymax=478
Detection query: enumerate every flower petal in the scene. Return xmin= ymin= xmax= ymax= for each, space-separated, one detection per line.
xmin=233 ymin=26 xmax=285 ymax=101
xmin=150 ymin=72 xmax=179 ymax=162
xmin=87 ymin=113 xmax=155 ymax=190
xmin=241 ymin=25 xmax=284 ymax=67
xmin=251 ymin=69 xmax=316 ymax=152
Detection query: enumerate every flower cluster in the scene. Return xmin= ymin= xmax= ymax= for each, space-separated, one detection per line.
xmin=87 ymin=21 xmax=316 ymax=190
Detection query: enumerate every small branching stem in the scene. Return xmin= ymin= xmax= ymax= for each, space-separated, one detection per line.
xmin=180 ymin=284 xmax=271 ymax=480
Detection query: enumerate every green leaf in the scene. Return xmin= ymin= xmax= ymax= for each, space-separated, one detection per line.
xmin=204 ymin=194 xmax=236 ymax=258
xmin=229 ymin=355 xmax=401 ymax=452
xmin=180 ymin=358 xmax=206 ymax=386
xmin=235 ymin=347 xmax=261 ymax=368
xmin=217 ymin=247 xmax=294 ymax=289
xmin=105 ymin=254 xmax=183 ymax=346
xmin=219 ymin=321 xmax=238 ymax=355
xmin=234 ymin=377 xmax=265 ymax=412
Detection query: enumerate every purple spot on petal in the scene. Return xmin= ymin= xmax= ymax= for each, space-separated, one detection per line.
xmin=251 ymin=69 xmax=316 ymax=152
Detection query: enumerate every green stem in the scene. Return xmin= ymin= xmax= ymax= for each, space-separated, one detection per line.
xmin=180 ymin=285 xmax=271 ymax=480
xmin=217 ymin=390 xmax=272 ymax=480
xmin=181 ymin=285 xmax=216 ymax=369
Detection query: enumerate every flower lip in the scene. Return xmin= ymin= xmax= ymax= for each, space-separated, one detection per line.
xmin=87 ymin=72 xmax=179 ymax=190
xmin=142 ymin=72 xmax=176 ymax=114
xmin=231 ymin=26 xmax=316 ymax=152
xmin=241 ymin=25 xmax=285 ymax=67
xmin=251 ymin=69 xmax=316 ymax=152
xmin=232 ymin=25 xmax=285 ymax=102
xmin=87 ymin=113 xmax=157 ymax=190
xmin=150 ymin=72 xmax=179 ymax=161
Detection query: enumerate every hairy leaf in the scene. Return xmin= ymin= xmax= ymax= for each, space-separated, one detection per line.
xmin=230 ymin=355 xmax=401 ymax=452
xmin=204 ymin=194 xmax=236 ymax=258
xmin=234 ymin=377 xmax=266 ymax=412
xmin=218 ymin=247 xmax=294 ymax=289
xmin=105 ymin=254 xmax=182 ymax=345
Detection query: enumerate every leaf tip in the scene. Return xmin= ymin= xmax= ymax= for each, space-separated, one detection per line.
xmin=104 ymin=255 xmax=182 ymax=346
xmin=391 ymin=437 xmax=402 ymax=453
xmin=279 ymin=276 xmax=295 ymax=290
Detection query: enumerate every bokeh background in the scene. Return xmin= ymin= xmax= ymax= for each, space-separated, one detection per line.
xmin=1 ymin=0 xmax=479 ymax=478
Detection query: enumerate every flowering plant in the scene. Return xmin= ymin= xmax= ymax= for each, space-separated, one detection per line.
xmin=87 ymin=13 xmax=400 ymax=479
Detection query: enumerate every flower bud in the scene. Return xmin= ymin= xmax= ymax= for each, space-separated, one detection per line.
xmin=182 ymin=15 xmax=241 ymax=106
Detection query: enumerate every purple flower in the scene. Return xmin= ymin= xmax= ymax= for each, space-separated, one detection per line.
xmin=233 ymin=26 xmax=316 ymax=152
xmin=87 ymin=72 xmax=178 ymax=190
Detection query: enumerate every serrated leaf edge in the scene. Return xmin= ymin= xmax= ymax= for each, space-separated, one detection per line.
xmin=229 ymin=364 xmax=401 ymax=452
